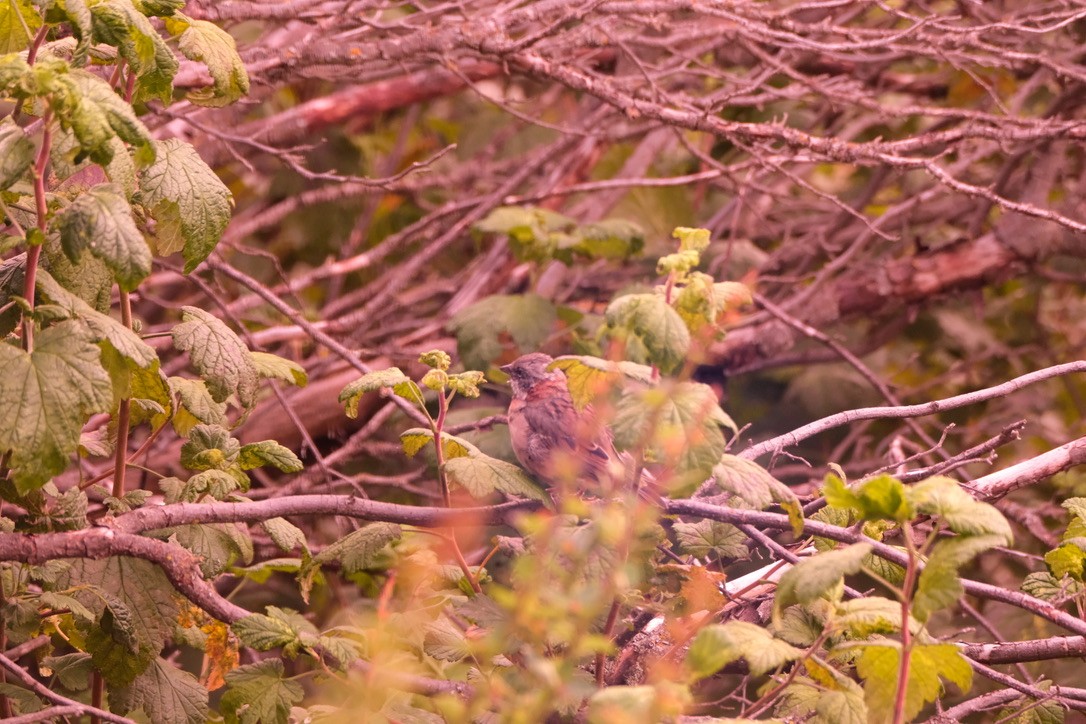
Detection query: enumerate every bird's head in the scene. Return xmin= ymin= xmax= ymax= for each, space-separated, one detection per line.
xmin=501 ymin=353 xmax=564 ymax=397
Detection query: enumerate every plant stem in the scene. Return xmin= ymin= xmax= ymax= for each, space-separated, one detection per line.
xmin=596 ymin=598 xmax=621 ymax=687
xmin=432 ymin=391 xmax=481 ymax=594
xmin=22 ymin=111 xmax=53 ymax=353
xmin=893 ymin=522 xmax=919 ymax=724
xmin=111 ymin=291 xmax=134 ymax=498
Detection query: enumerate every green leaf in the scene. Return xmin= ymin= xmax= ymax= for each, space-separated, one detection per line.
xmin=0 ymin=0 xmax=41 ymax=53
xmin=586 ymin=683 xmax=690 ymax=724
xmin=138 ymin=138 xmax=232 ymax=271
xmin=41 ymin=652 xmax=93 ymax=691
xmin=673 ymin=519 xmax=747 ymax=559
xmin=833 ymin=597 xmax=908 ymax=638
xmin=167 ymin=376 xmax=227 ymax=434
xmin=85 ymin=601 xmax=152 ymax=685
xmin=612 ymin=381 xmax=735 ymax=489
xmin=773 ymin=543 xmax=872 ymax=621
xmin=856 ymin=643 xmax=971 ymax=724
xmin=111 ymin=657 xmax=209 ymax=724
xmin=548 ymin=354 xmax=655 ymax=411
xmin=473 ymin=206 xmax=579 ymax=263
xmin=54 ymin=68 xmax=155 ymax=166
xmin=232 ymin=608 xmax=315 ymax=652
xmin=164 ymin=13 xmax=249 ymax=107
xmin=714 ymin=455 xmax=798 ymax=510
xmin=0 ymin=117 xmax=34 ymax=189
xmin=1045 ymin=542 xmax=1086 ymax=581
xmin=59 ymin=0 xmax=93 ymax=65
xmin=36 ymin=270 xmax=157 ymax=368
xmin=1062 ymin=497 xmax=1086 ymax=523
xmin=221 ymin=660 xmax=303 ymax=724
xmin=261 ymin=518 xmax=308 ymax=554
xmin=172 ymin=306 xmax=259 ymax=407
xmin=444 ymin=453 xmax=550 ymax=501
xmin=687 ymin=621 xmax=803 ymax=679
xmin=996 ymin=682 xmax=1066 ymax=724
xmin=575 ymin=218 xmax=644 ymax=259
xmin=56 ymin=183 xmax=151 ymax=292
xmin=914 ymin=534 xmax=1004 ymax=622
xmin=315 ymin=522 xmax=402 ymax=573
xmin=238 ymin=440 xmax=302 ymax=473
xmin=159 ymin=523 xmax=251 ymax=576
xmin=0 ymin=683 xmax=42 ymax=715
xmin=1022 ymin=571 xmax=1081 ymax=601
xmin=909 ymin=476 xmax=1013 ymax=544
xmin=180 ymin=424 xmax=239 ymax=468
xmin=448 ymin=293 xmax=557 ymax=370
xmin=250 ymin=351 xmax=307 ymax=387
xmin=0 ymin=321 xmax=112 ymax=492
xmin=400 ymin=428 xmax=473 ymax=459
xmin=826 ymin=474 xmax=913 ymax=522
xmin=338 ymin=367 xmax=424 ymax=416
xmin=773 ymin=605 xmax=826 ymax=647
xmin=88 ymin=0 xmax=178 ymax=103
xmin=603 ymin=293 xmax=690 ymax=374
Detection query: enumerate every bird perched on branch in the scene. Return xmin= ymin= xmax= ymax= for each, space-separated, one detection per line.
xmin=502 ymin=352 xmax=654 ymax=496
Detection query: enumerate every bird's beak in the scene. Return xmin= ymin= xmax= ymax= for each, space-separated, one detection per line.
xmin=499 ymin=363 xmax=513 ymax=375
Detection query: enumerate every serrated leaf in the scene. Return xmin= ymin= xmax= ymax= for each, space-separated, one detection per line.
xmin=444 ymin=453 xmax=550 ymax=501
xmin=250 ymin=351 xmax=307 ymax=387
xmin=0 ymin=321 xmax=112 ymax=492
xmin=167 ymin=376 xmax=227 ymax=433
xmin=1063 ymin=497 xmax=1086 ymax=523
xmin=673 ymin=519 xmax=747 ymax=559
xmin=826 ymin=474 xmax=913 ymax=522
xmin=856 ymin=643 xmax=971 ymax=724
xmin=159 ymin=522 xmax=251 ymax=576
xmin=36 ymin=270 xmax=156 ymax=368
xmin=56 ymin=68 xmax=155 ymax=166
xmin=574 ymin=218 xmax=644 ymax=259
xmin=613 ymin=381 xmax=734 ymax=489
xmin=56 ymin=183 xmax=151 ymax=292
xmin=172 ymin=306 xmax=259 ymax=407
xmin=714 ymin=455 xmax=797 ymax=510
xmin=180 ymin=424 xmax=239 ymax=469
xmin=0 ymin=682 xmax=43 ymax=715
xmin=86 ymin=601 xmax=152 ymax=684
xmin=687 ymin=621 xmax=803 ymax=679
xmin=88 ymin=0 xmax=178 ymax=103
xmin=424 ymin=616 xmax=470 ymax=662
xmin=548 ymin=354 xmax=655 ymax=411
xmin=1022 ymin=571 xmax=1081 ymax=600
xmin=1045 ymin=542 xmax=1086 ymax=581
xmin=773 ymin=605 xmax=825 ymax=647
xmin=0 ymin=117 xmax=34 ymax=189
xmin=62 ymin=556 xmax=180 ymax=653
xmin=111 ymin=657 xmax=209 ymax=724
xmin=400 ymin=428 xmax=473 ymax=459
xmin=603 ymin=293 xmax=690 ymax=374
xmin=221 ymin=659 xmax=303 ymax=724
xmin=473 ymin=206 xmax=579 ymax=263
xmin=39 ymin=591 xmax=95 ymax=621
xmin=238 ymin=440 xmax=302 ymax=473
xmin=774 ymin=543 xmax=872 ymax=621
xmin=448 ymin=293 xmax=558 ymax=370
xmin=261 ymin=518 xmax=307 ymax=554
xmin=833 ymin=597 xmax=908 ymax=638
xmin=339 ymin=367 xmax=424 ymax=416
xmin=164 ymin=13 xmax=249 ymax=106
xmin=138 ymin=138 xmax=232 ymax=270
xmin=914 ymin=534 xmax=1004 ymax=621
xmin=0 ymin=0 xmax=41 ymax=53
xmin=315 ymin=522 xmax=402 ymax=573
xmin=587 ymin=682 xmax=690 ymax=724
xmin=41 ymin=652 xmax=93 ymax=691
xmin=909 ymin=476 xmax=1013 ymax=544
xmin=232 ymin=610 xmax=306 ymax=651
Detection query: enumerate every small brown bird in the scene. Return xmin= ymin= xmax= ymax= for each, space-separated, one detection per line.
xmin=501 ymin=353 xmax=648 ymax=494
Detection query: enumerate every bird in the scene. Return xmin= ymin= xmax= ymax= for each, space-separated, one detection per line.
xmin=501 ymin=352 xmax=653 ymax=497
